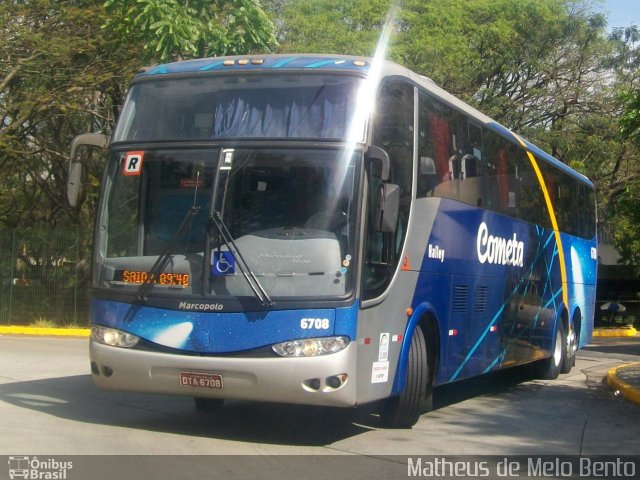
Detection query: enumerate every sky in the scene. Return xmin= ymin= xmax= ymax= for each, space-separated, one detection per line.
xmin=602 ymin=0 xmax=640 ymax=29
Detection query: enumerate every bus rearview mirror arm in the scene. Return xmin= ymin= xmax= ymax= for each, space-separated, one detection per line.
xmin=67 ymin=133 xmax=110 ymax=208
xmin=367 ymin=145 xmax=390 ymax=181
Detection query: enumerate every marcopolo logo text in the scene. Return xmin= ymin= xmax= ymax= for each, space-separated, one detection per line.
xmin=178 ymin=302 xmax=223 ymax=311
xmin=476 ymin=222 xmax=524 ymax=268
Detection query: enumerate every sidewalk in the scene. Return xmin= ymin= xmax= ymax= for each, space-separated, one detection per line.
xmin=592 ymin=326 xmax=637 ymax=337
xmin=607 ymin=362 xmax=640 ymax=405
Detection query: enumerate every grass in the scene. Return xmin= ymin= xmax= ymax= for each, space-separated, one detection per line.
xmin=30 ymin=318 xmax=57 ymax=328
xmin=29 ymin=318 xmax=88 ymax=329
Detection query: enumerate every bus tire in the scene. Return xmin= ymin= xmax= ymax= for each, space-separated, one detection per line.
xmin=539 ymin=322 xmax=565 ymax=380
xmin=381 ymin=326 xmax=431 ymax=428
xmin=560 ymin=338 xmax=574 ymax=374
xmin=194 ymin=397 xmax=224 ymax=412
xmin=560 ymin=319 xmax=577 ymax=374
xmin=561 ymin=353 xmax=575 ymax=374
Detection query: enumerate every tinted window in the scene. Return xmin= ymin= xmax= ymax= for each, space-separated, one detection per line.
xmin=517 ymin=153 xmax=551 ymax=229
xmin=114 ymin=75 xmax=365 ymax=142
xmin=417 ymin=92 xmax=457 ymax=199
xmin=416 ymin=90 xmax=594 ymax=238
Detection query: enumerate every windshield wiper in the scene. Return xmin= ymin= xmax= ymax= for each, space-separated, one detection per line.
xmin=209 ymin=210 xmax=273 ymax=307
xmin=136 ymin=205 xmax=201 ymax=302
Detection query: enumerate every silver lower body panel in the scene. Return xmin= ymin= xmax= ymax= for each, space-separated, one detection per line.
xmin=90 ymin=340 xmax=358 ymax=407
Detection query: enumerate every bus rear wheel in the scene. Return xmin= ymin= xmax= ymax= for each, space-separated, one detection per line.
xmin=539 ymin=322 xmax=565 ymax=380
xmin=381 ymin=326 xmax=432 ymax=428
xmin=560 ymin=317 xmax=578 ymax=374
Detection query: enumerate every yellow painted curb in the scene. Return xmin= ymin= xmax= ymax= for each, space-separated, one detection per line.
xmin=593 ymin=327 xmax=637 ymax=337
xmin=607 ymin=363 xmax=640 ymax=405
xmin=0 ymin=326 xmax=90 ymax=337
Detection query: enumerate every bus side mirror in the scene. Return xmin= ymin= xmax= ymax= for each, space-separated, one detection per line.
xmin=375 ymin=183 xmax=400 ymax=233
xmin=67 ymin=162 xmax=83 ymax=208
xmin=67 ymin=133 xmax=109 ymax=208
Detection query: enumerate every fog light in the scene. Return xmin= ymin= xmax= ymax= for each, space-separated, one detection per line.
xmin=91 ymin=326 xmax=139 ymax=348
xmin=272 ymin=336 xmax=349 ymax=357
xmin=303 ymin=378 xmax=321 ymax=391
xmin=326 ymin=376 xmax=342 ymax=389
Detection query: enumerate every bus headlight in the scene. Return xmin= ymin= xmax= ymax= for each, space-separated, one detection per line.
xmin=91 ymin=326 xmax=139 ymax=348
xmin=272 ymin=336 xmax=349 ymax=357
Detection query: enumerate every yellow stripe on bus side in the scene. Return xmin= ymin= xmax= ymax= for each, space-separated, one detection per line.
xmin=512 ymin=134 xmax=569 ymax=310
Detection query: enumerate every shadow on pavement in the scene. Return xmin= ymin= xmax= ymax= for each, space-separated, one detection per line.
xmin=0 ymin=366 xmax=548 ymax=447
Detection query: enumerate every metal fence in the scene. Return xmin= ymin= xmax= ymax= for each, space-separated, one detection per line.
xmin=0 ymin=229 xmax=90 ymax=326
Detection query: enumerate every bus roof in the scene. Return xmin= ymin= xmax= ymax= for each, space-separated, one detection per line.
xmin=137 ymin=54 xmax=593 ymax=188
xmin=137 ymin=54 xmax=373 ymax=76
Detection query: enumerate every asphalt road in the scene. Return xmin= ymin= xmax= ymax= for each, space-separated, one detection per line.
xmin=0 ymin=335 xmax=639 ymax=479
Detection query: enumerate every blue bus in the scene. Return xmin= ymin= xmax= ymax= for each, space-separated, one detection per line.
xmin=69 ymin=54 xmax=597 ymax=428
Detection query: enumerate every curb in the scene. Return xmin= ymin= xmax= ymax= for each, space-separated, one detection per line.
xmin=607 ymin=363 xmax=640 ymax=405
xmin=593 ymin=327 xmax=637 ymax=337
xmin=0 ymin=326 xmax=90 ymax=337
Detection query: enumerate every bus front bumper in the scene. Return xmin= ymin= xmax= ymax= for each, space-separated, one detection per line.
xmin=89 ymin=340 xmax=358 ymax=407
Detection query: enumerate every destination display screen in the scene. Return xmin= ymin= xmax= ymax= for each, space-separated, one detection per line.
xmin=114 ymin=270 xmax=190 ymax=287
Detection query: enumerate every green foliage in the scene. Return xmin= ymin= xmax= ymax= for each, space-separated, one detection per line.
xmin=278 ymin=0 xmax=394 ymax=56
xmin=612 ymin=181 xmax=640 ymax=266
xmin=397 ymin=0 xmax=568 ymax=95
xmin=0 ymin=0 xmax=136 ymax=233
xmin=612 ymin=87 xmax=640 ymax=269
xmin=620 ymin=89 xmax=640 ymax=146
xmin=103 ymin=0 xmax=277 ymax=62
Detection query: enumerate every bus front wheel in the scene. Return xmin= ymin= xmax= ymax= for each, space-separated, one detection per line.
xmin=381 ymin=326 xmax=432 ymax=428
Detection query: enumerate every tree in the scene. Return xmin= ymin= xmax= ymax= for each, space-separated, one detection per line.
xmin=278 ymin=0 xmax=393 ymax=56
xmin=103 ymin=0 xmax=277 ymax=63
xmin=0 ymin=0 xmax=138 ymax=230
xmin=612 ymin=83 xmax=640 ymax=268
xmin=620 ymin=89 xmax=640 ymax=146
xmin=0 ymin=0 xmax=141 ymax=322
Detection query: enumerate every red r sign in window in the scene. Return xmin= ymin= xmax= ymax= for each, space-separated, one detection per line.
xmin=123 ymin=151 xmax=144 ymax=176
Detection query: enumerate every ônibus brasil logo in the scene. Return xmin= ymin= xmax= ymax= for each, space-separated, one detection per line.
xmin=8 ymin=456 xmax=73 ymax=480
xmin=476 ymin=222 xmax=525 ymax=268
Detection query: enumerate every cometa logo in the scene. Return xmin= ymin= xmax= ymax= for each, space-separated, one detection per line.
xmin=476 ymin=222 xmax=525 ymax=267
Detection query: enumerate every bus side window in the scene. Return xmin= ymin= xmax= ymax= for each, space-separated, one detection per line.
xmin=417 ymin=92 xmax=457 ymax=200
xmin=537 ymin=157 xmax=575 ymax=234
xmin=363 ymin=81 xmax=414 ymax=300
xmin=516 ymin=152 xmax=550 ymax=228
xmin=457 ymin=119 xmax=484 ymax=206
xmin=482 ymin=130 xmax=518 ymax=214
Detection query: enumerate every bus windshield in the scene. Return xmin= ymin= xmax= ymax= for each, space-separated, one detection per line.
xmin=96 ymin=148 xmax=359 ymax=301
xmin=113 ymin=74 xmax=365 ymax=142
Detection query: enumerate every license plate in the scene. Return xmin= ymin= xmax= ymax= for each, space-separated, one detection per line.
xmin=179 ymin=372 xmax=223 ymax=389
